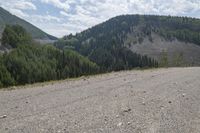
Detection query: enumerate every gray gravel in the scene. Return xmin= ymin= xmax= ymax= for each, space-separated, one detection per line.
xmin=0 ymin=67 xmax=200 ymax=133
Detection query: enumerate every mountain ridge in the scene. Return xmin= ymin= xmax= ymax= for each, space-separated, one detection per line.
xmin=0 ymin=7 xmax=57 ymax=41
xmin=56 ymin=14 xmax=200 ymax=67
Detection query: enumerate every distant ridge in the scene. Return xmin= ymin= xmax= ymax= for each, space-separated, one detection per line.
xmin=0 ymin=7 xmax=57 ymax=41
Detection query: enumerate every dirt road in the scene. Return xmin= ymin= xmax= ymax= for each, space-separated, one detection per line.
xmin=0 ymin=67 xmax=200 ymax=133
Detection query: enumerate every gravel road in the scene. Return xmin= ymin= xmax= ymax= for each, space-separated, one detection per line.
xmin=0 ymin=67 xmax=200 ymax=133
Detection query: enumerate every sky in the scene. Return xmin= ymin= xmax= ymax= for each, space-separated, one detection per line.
xmin=0 ymin=0 xmax=199 ymax=37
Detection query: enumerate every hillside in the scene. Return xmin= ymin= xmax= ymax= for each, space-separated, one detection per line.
xmin=56 ymin=15 xmax=200 ymax=66
xmin=0 ymin=7 xmax=57 ymax=41
xmin=0 ymin=25 xmax=99 ymax=88
xmin=0 ymin=44 xmax=99 ymax=88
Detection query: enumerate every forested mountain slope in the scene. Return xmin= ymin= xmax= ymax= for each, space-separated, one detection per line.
xmin=0 ymin=25 xmax=99 ymax=88
xmin=55 ymin=15 xmax=200 ymax=67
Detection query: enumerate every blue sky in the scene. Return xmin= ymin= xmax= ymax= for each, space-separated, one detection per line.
xmin=0 ymin=0 xmax=199 ymax=37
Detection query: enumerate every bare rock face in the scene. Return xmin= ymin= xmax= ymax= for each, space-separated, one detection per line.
xmin=126 ymin=33 xmax=200 ymax=66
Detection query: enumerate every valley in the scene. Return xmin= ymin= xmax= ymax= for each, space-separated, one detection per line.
xmin=0 ymin=2 xmax=200 ymax=133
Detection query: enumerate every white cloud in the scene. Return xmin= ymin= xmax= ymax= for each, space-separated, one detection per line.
xmin=60 ymin=11 xmax=68 ymax=16
xmin=41 ymin=0 xmax=72 ymax=11
xmin=30 ymin=15 xmax=61 ymax=23
xmin=9 ymin=8 xmax=28 ymax=18
xmin=14 ymin=1 xmax=37 ymax=10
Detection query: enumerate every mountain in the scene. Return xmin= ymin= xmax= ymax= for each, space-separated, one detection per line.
xmin=0 ymin=7 xmax=57 ymax=41
xmin=55 ymin=15 xmax=200 ymax=68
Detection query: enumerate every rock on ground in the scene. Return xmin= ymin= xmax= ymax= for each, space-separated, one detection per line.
xmin=0 ymin=67 xmax=200 ymax=133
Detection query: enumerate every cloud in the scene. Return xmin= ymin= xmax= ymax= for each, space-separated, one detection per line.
xmin=14 ymin=1 xmax=37 ymax=10
xmin=0 ymin=0 xmax=200 ymax=37
xmin=9 ymin=8 xmax=28 ymax=18
xmin=30 ymin=15 xmax=61 ymax=23
xmin=0 ymin=0 xmax=37 ymax=18
xmin=60 ymin=11 xmax=68 ymax=16
xmin=40 ymin=0 xmax=72 ymax=11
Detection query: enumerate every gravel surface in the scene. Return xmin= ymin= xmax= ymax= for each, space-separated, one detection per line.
xmin=0 ymin=67 xmax=200 ymax=133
